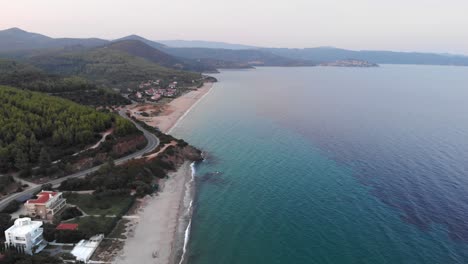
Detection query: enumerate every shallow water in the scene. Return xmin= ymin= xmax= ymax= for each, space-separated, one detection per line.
xmin=172 ymin=65 xmax=468 ymax=264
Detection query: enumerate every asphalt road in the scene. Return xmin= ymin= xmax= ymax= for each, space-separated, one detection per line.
xmin=0 ymin=110 xmax=159 ymax=211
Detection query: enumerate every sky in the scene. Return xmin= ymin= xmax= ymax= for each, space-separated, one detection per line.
xmin=2 ymin=0 xmax=468 ymax=54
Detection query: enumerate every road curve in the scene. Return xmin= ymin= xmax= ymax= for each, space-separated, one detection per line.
xmin=0 ymin=110 xmax=159 ymax=211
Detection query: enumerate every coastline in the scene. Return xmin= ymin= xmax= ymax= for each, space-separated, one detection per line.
xmin=114 ymin=162 xmax=195 ymax=264
xmin=128 ymin=82 xmax=214 ymax=134
xmin=112 ymin=83 xmax=212 ymax=264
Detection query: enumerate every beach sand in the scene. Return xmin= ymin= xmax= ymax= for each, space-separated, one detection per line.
xmin=114 ymin=162 xmax=193 ymax=264
xmin=129 ymin=82 xmax=213 ymax=133
xmin=112 ymin=83 xmax=212 ymax=264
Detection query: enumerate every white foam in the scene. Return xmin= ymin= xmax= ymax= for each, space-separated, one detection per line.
xmin=178 ymin=162 xmax=197 ymax=264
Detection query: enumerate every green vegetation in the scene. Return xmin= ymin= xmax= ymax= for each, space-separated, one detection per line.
xmin=44 ymin=213 xmax=121 ymax=243
xmin=108 ymin=218 xmax=130 ymax=239
xmin=59 ymin=159 xmax=166 ymax=197
xmin=64 ymin=192 xmax=134 ymax=216
xmin=0 ymin=213 xmax=12 ymax=240
xmin=29 ymin=47 xmax=202 ymax=89
xmin=58 ymin=88 xmax=131 ymax=106
xmin=1 ymin=200 xmax=20 ymax=214
xmin=71 ymin=216 xmax=118 ymax=237
xmin=0 ymin=175 xmax=15 ymax=193
xmin=104 ymin=39 xmax=216 ymax=73
xmin=0 ymin=59 xmax=92 ymax=93
xmin=0 ymin=59 xmax=131 ymax=106
xmin=57 ymin=206 xmax=83 ymax=221
xmin=132 ymin=117 xmax=191 ymax=152
xmin=0 ymin=193 xmax=132 ymax=246
xmin=0 ymin=250 xmax=63 ymax=264
xmin=0 ymin=86 xmax=138 ymax=172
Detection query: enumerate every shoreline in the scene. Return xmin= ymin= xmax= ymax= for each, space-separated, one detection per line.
xmin=113 ymin=83 xmax=212 ymax=264
xmin=128 ymin=82 xmax=214 ymax=134
xmin=114 ymin=162 xmax=195 ymax=264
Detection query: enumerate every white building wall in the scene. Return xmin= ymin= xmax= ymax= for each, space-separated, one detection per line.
xmin=4 ymin=218 xmax=46 ymax=255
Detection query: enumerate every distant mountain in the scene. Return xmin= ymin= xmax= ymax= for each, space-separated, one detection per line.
xmin=0 ymin=27 xmax=108 ymax=52
xmin=162 ymin=47 xmax=316 ymax=67
xmin=105 ymin=40 xmax=184 ymax=68
xmin=158 ymin=40 xmax=258 ymax=50
xmin=3 ymin=27 xmax=468 ymax=68
xmin=113 ymin=35 xmax=312 ymax=68
xmin=105 ymin=39 xmax=217 ymax=72
xmin=265 ymin=47 xmax=468 ymax=66
xmin=114 ymin=35 xmax=167 ymax=50
xmin=151 ymin=39 xmax=468 ymax=66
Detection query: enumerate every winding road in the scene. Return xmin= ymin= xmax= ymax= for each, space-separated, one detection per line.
xmin=0 ymin=110 xmax=159 ymax=211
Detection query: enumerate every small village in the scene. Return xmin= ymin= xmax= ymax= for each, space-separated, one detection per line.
xmin=129 ymin=79 xmax=181 ymax=102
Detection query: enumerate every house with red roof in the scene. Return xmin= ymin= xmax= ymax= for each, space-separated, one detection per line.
xmin=56 ymin=223 xmax=79 ymax=231
xmin=25 ymin=191 xmax=67 ymax=221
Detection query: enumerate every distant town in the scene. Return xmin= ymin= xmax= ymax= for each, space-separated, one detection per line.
xmin=128 ymin=76 xmax=216 ymax=103
xmin=320 ymin=59 xmax=379 ymax=67
xmin=129 ymin=79 xmax=180 ymax=102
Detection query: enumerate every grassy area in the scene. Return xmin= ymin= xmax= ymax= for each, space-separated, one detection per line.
xmin=70 ymin=216 xmax=117 ymax=237
xmin=64 ymin=193 xmax=134 ymax=216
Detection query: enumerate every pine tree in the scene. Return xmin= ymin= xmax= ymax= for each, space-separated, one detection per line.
xmin=29 ymin=134 xmax=40 ymax=163
xmin=38 ymin=147 xmax=51 ymax=169
xmin=14 ymin=149 xmax=29 ymax=171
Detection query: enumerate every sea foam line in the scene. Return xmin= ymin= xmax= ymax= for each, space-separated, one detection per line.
xmin=168 ymin=84 xmax=215 ymax=134
xmin=178 ymin=162 xmax=197 ymax=264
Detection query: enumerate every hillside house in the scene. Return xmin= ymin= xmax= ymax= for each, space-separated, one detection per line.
xmin=25 ymin=191 xmax=67 ymax=220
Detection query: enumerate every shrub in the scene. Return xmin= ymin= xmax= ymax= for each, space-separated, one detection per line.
xmin=2 ymin=200 xmax=20 ymax=214
xmin=59 ymin=207 xmax=83 ymax=221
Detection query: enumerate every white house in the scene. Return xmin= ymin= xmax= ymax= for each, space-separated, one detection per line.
xmin=4 ymin=218 xmax=47 ymax=255
xmin=71 ymin=234 xmax=104 ymax=263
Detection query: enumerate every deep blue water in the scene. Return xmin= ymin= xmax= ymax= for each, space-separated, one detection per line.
xmin=172 ymin=65 xmax=468 ymax=264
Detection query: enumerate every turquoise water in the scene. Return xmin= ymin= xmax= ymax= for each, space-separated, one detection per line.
xmin=172 ymin=66 xmax=468 ymax=264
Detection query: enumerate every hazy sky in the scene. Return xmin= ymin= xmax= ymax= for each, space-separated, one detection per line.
xmin=2 ymin=0 xmax=468 ymax=54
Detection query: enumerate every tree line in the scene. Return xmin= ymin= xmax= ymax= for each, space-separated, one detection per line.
xmin=0 ymin=86 xmax=138 ymax=172
xmin=0 ymin=59 xmax=94 ymax=93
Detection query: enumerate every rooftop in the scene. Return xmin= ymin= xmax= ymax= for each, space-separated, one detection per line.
xmin=26 ymin=191 xmax=58 ymax=204
xmin=5 ymin=218 xmax=43 ymax=236
xmin=71 ymin=234 xmax=104 ymax=262
xmin=56 ymin=223 xmax=79 ymax=231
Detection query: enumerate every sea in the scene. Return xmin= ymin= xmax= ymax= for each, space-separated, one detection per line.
xmin=171 ymin=65 xmax=468 ymax=264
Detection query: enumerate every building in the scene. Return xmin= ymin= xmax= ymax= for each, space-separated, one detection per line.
xmin=25 ymin=191 xmax=66 ymax=220
xmin=71 ymin=234 xmax=104 ymax=263
xmin=4 ymin=218 xmax=47 ymax=255
xmin=56 ymin=223 xmax=79 ymax=231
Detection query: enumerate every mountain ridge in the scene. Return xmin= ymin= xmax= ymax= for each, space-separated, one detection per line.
xmin=2 ymin=27 xmax=468 ymax=66
xmin=0 ymin=27 xmax=108 ymax=52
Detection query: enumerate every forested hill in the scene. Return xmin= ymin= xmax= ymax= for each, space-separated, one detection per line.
xmin=0 ymin=59 xmax=131 ymax=106
xmin=27 ymin=47 xmax=202 ymax=89
xmin=0 ymin=59 xmax=94 ymax=92
xmin=0 ymin=86 xmax=138 ymax=172
xmin=105 ymin=39 xmax=217 ymax=72
xmin=0 ymin=27 xmax=107 ymax=52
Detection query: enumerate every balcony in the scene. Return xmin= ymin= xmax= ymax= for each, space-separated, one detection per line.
xmin=31 ymin=228 xmax=43 ymax=242
xmin=47 ymin=199 xmax=66 ymax=213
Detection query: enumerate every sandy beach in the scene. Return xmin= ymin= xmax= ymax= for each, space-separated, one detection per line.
xmin=114 ymin=162 xmax=193 ymax=264
xmin=112 ymin=83 xmax=212 ymax=264
xmin=128 ymin=82 xmax=214 ymax=133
